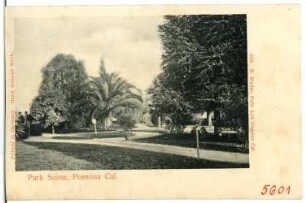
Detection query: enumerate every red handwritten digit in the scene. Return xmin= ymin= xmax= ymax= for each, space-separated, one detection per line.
xmin=278 ymin=186 xmax=284 ymax=194
xmin=285 ymin=186 xmax=291 ymax=194
xmin=270 ymin=185 xmax=276 ymax=195
xmin=261 ymin=185 xmax=270 ymax=195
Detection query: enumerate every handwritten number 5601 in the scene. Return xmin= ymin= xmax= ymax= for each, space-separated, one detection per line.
xmin=261 ymin=185 xmax=290 ymax=195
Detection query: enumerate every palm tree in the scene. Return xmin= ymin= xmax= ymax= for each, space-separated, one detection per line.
xmin=75 ymin=67 xmax=143 ymax=129
xmin=15 ymin=122 xmax=26 ymax=140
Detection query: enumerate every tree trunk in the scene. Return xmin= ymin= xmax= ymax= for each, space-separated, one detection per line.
xmin=52 ymin=125 xmax=55 ymax=134
xmin=214 ymin=109 xmax=221 ymax=136
xmin=64 ymin=122 xmax=69 ymax=131
xmin=208 ymin=110 xmax=213 ymax=126
xmin=101 ymin=110 xmax=111 ymax=130
xmin=27 ymin=122 xmax=31 ymax=136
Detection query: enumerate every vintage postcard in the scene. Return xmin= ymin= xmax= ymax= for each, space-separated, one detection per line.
xmin=5 ymin=5 xmax=301 ymax=200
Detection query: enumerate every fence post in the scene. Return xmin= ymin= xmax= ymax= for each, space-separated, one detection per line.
xmin=196 ymin=126 xmax=200 ymax=159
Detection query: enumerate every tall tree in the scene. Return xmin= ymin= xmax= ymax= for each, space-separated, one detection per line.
xmin=151 ymin=15 xmax=248 ymax=134
xmin=30 ymin=54 xmax=88 ymax=130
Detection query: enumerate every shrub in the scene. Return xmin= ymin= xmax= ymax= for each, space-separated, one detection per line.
xmin=117 ymin=115 xmax=136 ymax=131
xmin=16 ymin=123 xmax=27 ymax=140
xmin=117 ymin=115 xmax=136 ymax=140
xmin=30 ymin=124 xmax=43 ymax=136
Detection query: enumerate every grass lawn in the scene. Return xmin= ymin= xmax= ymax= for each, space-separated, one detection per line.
xmin=16 ymin=141 xmax=248 ymax=171
xmin=133 ymin=134 xmax=249 ymax=154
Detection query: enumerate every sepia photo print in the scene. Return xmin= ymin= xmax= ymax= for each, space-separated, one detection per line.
xmin=5 ymin=5 xmax=302 ymax=200
xmin=13 ymin=14 xmax=250 ymax=170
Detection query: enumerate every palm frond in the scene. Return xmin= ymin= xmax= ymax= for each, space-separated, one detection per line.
xmin=109 ymin=98 xmax=143 ymax=112
xmin=72 ymin=68 xmax=143 ymax=121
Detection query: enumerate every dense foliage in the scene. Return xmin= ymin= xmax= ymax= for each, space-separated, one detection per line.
xmin=149 ymin=15 xmax=248 ymax=134
xmin=30 ymin=55 xmax=143 ymax=133
xmin=30 ymin=54 xmax=88 ymax=131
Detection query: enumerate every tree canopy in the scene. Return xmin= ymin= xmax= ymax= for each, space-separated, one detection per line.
xmin=30 ymin=54 xmax=88 ymax=130
xmin=30 ymin=54 xmax=144 ymax=132
xmin=74 ymin=59 xmax=143 ymax=127
xmin=149 ymin=15 xmax=248 ymax=131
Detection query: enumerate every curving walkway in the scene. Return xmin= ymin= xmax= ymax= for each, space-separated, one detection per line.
xmin=25 ymin=133 xmax=249 ymax=164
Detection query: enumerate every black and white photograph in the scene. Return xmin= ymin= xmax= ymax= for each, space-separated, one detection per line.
xmin=14 ymin=14 xmax=249 ymax=171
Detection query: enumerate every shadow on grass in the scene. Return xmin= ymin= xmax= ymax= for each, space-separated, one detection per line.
xmin=130 ymin=129 xmax=160 ymax=133
xmin=17 ymin=141 xmax=249 ymax=171
xmin=51 ymin=131 xmax=135 ymax=140
xmin=52 ymin=136 xmax=93 ymax=140
xmin=134 ymin=134 xmax=249 ymax=154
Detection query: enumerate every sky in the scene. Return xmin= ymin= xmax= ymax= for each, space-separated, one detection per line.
xmin=15 ymin=16 xmax=164 ymax=112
